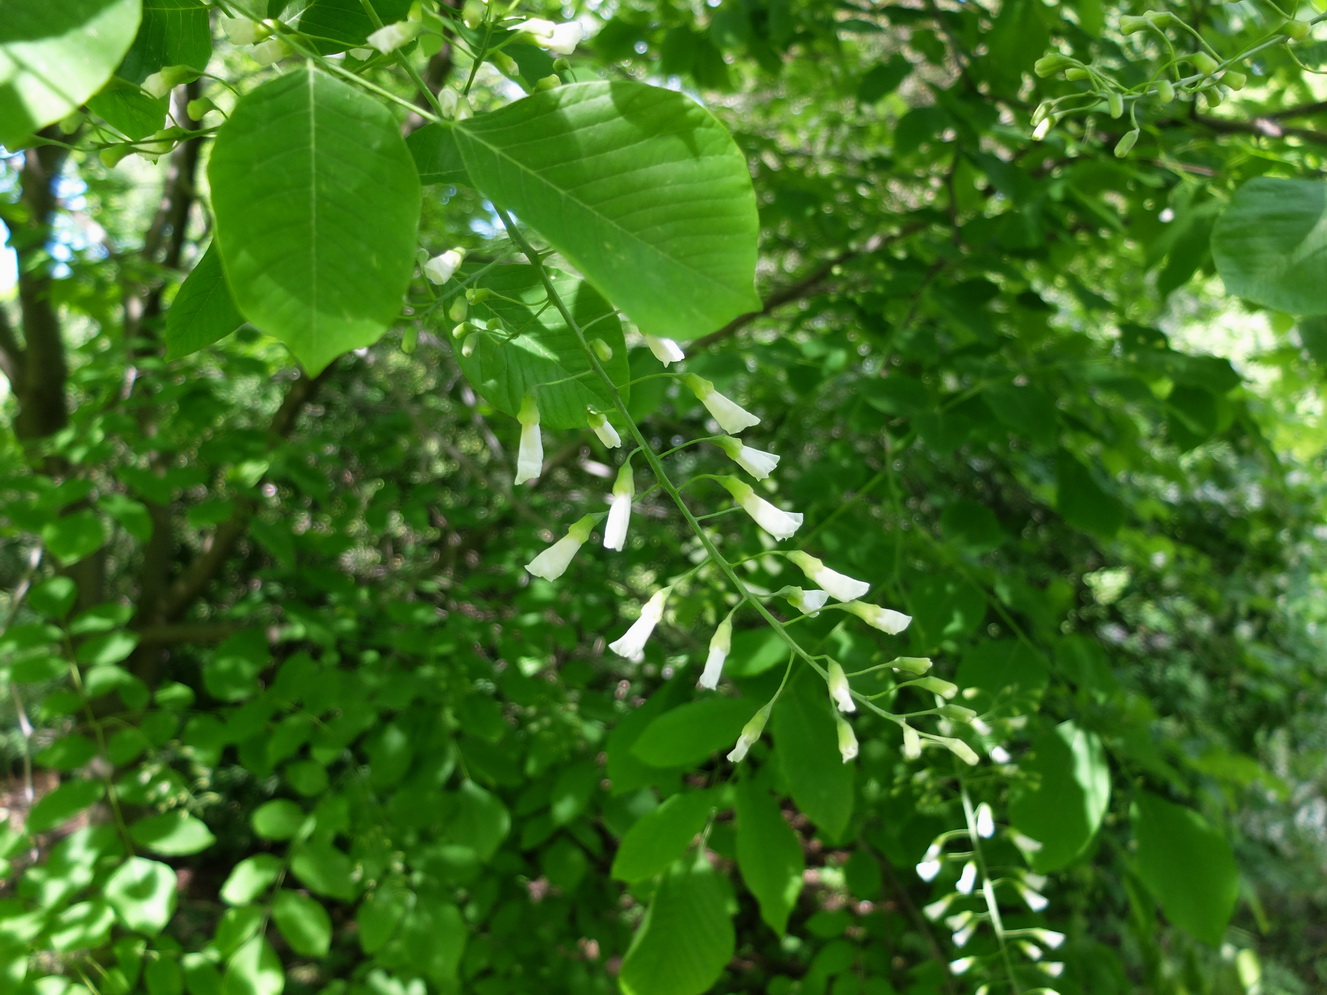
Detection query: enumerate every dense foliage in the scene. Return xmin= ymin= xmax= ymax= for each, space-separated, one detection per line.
xmin=3 ymin=2 xmax=1327 ymax=994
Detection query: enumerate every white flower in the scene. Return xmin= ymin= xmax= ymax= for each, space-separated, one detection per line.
xmin=644 ymin=335 xmax=685 ymax=366
xmin=1032 ymin=929 xmax=1066 ymax=950
xmin=250 ymin=37 xmax=288 ymax=65
xmin=990 ymin=744 xmax=1012 ymax=764
xmin=776 ymin=587 xmax=829 ymax=616
xmin=514 ymin=394 xmax=542 ymax=485
xmin=901 ymin=723 xmax=921 ymax=760
xmin=718 ymin=477 xmax=802 ymax=540
xmin=437 ymin=89 xmax=460 ymax=119
xmin=603 ymin=464 xmax=634 ymax=551
xmin=698 ymin=614 xmax=733 ymax=690
xmin=588 ymin=411 xmax=621 ymax=448
xmin=827 ymin=661 xmax=855 ymax=713
xmin=835 ymin=715 xmax=858 ymax=763
xmin=786 ymin=552 xmax=869 ymax=602
xmin=220 ymin=17 xmax=262 ymax=46
xmin=714 ymin=436 xmax=779 ymax=480
xmin=608 ymin=588 xmax=669 ymax=662
xmin=891 ymin=655 xmax=933 ymax=675
xmin=726 ymin=704 xmax=771 ymax=763
xmin=949 ymin=957 xmax=975 ymax=976
xmin=512 ymin=18 xmax=583 ymax=56
xmin=907 ymin=676 xmax=958 ymax=699
xmin=1017 ymin=883 xmax=1049 ymax=911
xmin=975 ymin=802 xmax=995 ymax=839
xmin=938 ymin=737 xmax=981 ymax=766
xmin=681 ymin=374 xmax=760 ymax=433
xmin=840 ymin=600 xmax=911 ymax=634
xmin=524 ymin=515 xmax=595 ymax=582
xmin=424 ymin=249 xmax=463 ymax=285
xmin=916 ymin=858 xmax=942 ymax=881
xmin=956 ymin=861 xmax=977 ymax=895
xmin=922 ymin=894 xmax=955 ymax=920
xmin=367 ymin=20 xmax=420 ymax=53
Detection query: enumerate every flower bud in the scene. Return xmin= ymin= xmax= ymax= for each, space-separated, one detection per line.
xmin=534 ymin=74 xmax=561 ymax=92
xmin=1144 ymin=9 xmax=1177 ymax=27
xmin=1284 ymin=19 xmax=1312 ymax=41
xmin=1189 ymin=51 xmax=1219 ymax=75
xmin=589 ymin=338 xmax=613 ymax=362
xmin=1033 ymin=54 xmax=1076 ymax=78
xmin=1106 ymin=90 xmax=1124 ymax=118
xmin=492 ymin=52 xmax=520 ymax=76
xmin=1223 ymin=70 xmax=1246 ymax=90
xmin=727 ymin=704 xmax=772 ymax=763
xmin=1120 ymin=14 xmax=1148 ymax=33
xmin=1113 ymin=129 xmax=1139 ymax=158
xmin=835 ymin=715 xmax=858 ymax=763
xmin=1155 ymin=78 xmax=1175 ymax=103
xmin=401 ymin=326 xmax=419 ymax=355
xmin=827 ymin=662 xmax=855 ymax=713
xmin=1065 ymin=67 xmax=1090 ymax=81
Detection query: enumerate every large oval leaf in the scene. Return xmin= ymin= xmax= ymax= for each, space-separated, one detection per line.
xmin=611 ymin=790 xmax=714 ymax=883
xmin=1132 ymin=791 xmax=1238 ymax=945
xmin=1212 ymin=177 xmax=1327 ymax=316
xmin=619 ymin=858 xmax=735 ymax=995
xmin=209 ymin=63 xmax=421 ymax=374
xmin=0 ymin=0 xmax=141 ymax=149
xmin=453 ymin=80 xmax=760 ymax=341
xmin=1008 ymin=720 xmax=1110 ymax=872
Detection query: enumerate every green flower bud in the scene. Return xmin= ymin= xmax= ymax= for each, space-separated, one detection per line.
xmin=1114 ymin=129 xmax=1140 ymax=158
xmin=1284 ymin=19 xmax=1311 ymax=41
xmin=1190 ymin=51 xmax=1219 ymax=75
xmin=1223 ymin=70 xmax=1246 ymax=90
xmin=534 ymin=74 xmax=561 ymax=92
xmin=1106 ymin=90 xmax=1124 ymax=118
xmin=1205 ymin=86 xmax=1224 ymax=108
xmin=448 ymin=298 xmax=468 ymax=323
xmin=1144 ymin=10 xmax=1177 ymax=27
xmin=1065 ymin=67 xmax=1090 ymax=81
xmin=1120 ymin=15 xmax=1148 ymax=34
xmin=590 ymin=338 xmax=613 ymax=362
xmin=491 ymin=52 xmax=519 ymax=76
xmin=401 ymin=326 xmax=419 ymax=355
xmin=1033 ymin=54 xmax=1076 ymax=78
xmin=465 ymin=288 xmax=492 ymax=304
xmin=1155 ymin=78 xmax=1175 ymax=103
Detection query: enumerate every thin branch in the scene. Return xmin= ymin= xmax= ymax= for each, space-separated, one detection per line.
xmin=691 ymin=221 xmax=930 ymax=351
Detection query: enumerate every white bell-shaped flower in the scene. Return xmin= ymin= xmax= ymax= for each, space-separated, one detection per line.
xmin=714 ymin=436 xmax=779 ymax=480
xmin=367 ymin=19 xmax=420 ymax=53
xmin=827 ymin=661 xmax=855 ymax=713
xmin=514 ymin=394 xmax=543 ymax=485
xmin=608 ymin=588 xmax=670 ymax=662
xmin=524 ymin=515 xmax=596 ymax=581
xmin=603 ymin=464 xmax=634 ymax=551
xmin=698 ymin=614 xmax=733 ymax=690
xmin=835 ymin=715 xmax=858 ymax=763
xmin=424 ymin=248 xmax=464 ymax=284
xmin=644 ymin=334 xmax=685 ymax=366
xmin=786 ymin=551 xmax=869 ymax=602
xmin=718 ymin=477 xmax=802 ymax=540
xmin=681 ymin=374 xmax=760 ymax=433
xmin=727 ymin=703 xmax=772 ymax=763
xmin=775 ymin=587 xmax=829 ymax=616
xmin=587 ymin=411 xmax=622 ymax=448
xmin=839 ymin=600 xmax=911 ymax=634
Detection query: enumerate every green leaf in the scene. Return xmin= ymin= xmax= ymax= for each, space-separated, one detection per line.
xmin=289 ymin=839 xmax=356 ymax=901
xmin=631 ymin=698 xmax=757 ymax=769
xmin=406 ymin=123 xmax=469 ymax=186
xmin=75 ymin=631 xmax=139 ymax=667
xmin=208 ymin=63 xmax=421 ymax=374
xmin=271 ymin=889 xmax=332 ymax=958
xmin=453 ymin=80 xmax=760 ymax=341
xmin=100 ymin=493 xmax=153 ymax=542
xmin=456 ymin=265 xmax=629 ymax=428
xmin=1009 ymin=721 xmax=1110 ymax=872
xmin=619 ymin=858 xmax=735 ymax=995
xmin=221 ymin=935 xmax=284 ymax=995
xmin=1055 ymin=450 xmax=1125 ymax=537
xmin=117 ymin=0 xmax=212 ymax=83
xmin=28 ymin=779 xmax=105 ymax=833
xmin=251 ymin=799 xmax=306 ymax=841
xmin=296 ymin=0 xmax=413 ymax=54
xmin=1213 ymin=178 xmax=1327 ymax=315
xmin=104 ymin=857 xmax=177 ymax=935
xmin=41 ymin=510 xmax=108 ymax=566
xmin=28 ymin=577 xmax=77 ymax=619
xmin=982 ymin=382 xmax=1059 ymax=448
xmin=86 ymin=77 xmax=166 ymax=140
xmin=734 ymin=781 xmax=803 ymax=936
xmin=357 ymin=883 xmax=411 ymax=954
xmin=0 ymin=0 xmax=142 ymax=149
xmin=1132 ymin=791 xmax=1239 ymax=945
xmin=129 ymin=811 xmax=216 ymax=856
xmin=771 ymin=672 xmax=854 ymax=840
xmin=611 ymin=790 xmax=714 ymax=883
xmin=219 ymin=855 xmax=283 ymax=906
xmin=444 ymin=782 xmax=510 ymax=863
xmin=165 ymin=244 xmax=246 ymax=359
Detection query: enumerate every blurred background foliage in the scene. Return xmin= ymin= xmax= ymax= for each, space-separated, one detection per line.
xmin=2 ymin=1 xmax=1327 ymax=994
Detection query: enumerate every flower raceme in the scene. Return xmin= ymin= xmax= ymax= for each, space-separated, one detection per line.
xmin=785 ymin=551 xmax=869 ymax=602
xmin=714 ymin=436 xmax=779 ymax=480
xmin=514 ymin=394 xmax=543 ymax=485
xmin=681 ymin=374 xmax=760 ymax=434
xmin=698 ymin=614 xmax=733 ymax=690
xmin=717 ymin=477 xmax=802 ymax=540
xmin=608 ymin=588 xmax=670 ymax=662
xmin=603 ymin=464 xmax=634 ymax=551
xmin=524 ymin=515 xmax=596 ymax=582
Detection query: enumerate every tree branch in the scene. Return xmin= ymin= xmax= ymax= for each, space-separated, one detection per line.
xmin=0 ymin=304 xmax=25 ymax=386
xmin=691 ymin=221 xmax=930 ymax=351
